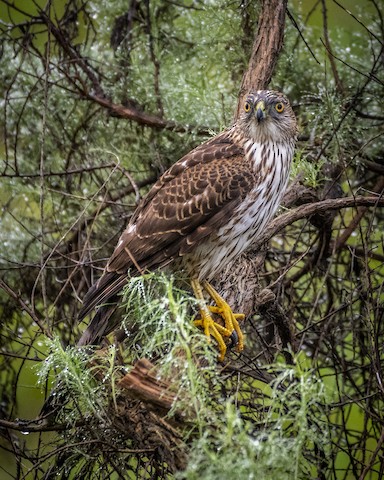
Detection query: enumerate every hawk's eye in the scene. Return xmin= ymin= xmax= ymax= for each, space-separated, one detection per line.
xmin=275 ymin=102 xmax=285 ymax=113
xmin=244 ymin=101 xmax=252 ymax=113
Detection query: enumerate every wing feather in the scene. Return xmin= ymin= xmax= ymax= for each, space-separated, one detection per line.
xmin=106 ymin=156 xmax=253 ymax=274
xmin=79 ymin=129 xmax=256 ymax=330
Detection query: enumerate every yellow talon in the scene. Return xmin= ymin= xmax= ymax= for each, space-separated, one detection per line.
xmin=193 ymin=311 xmax=228 ymax=362
xmin=191 ymin=278 xmax=245 ymax=361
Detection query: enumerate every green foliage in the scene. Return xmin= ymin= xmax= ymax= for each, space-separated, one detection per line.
xmin=179 ymin=363 xmax=329 ymax=480
xmin=120 ymin=274 xmax=332 ymax=478
xmin=1 ymin=0 xmax=383 ymax=479
xmin=121 ymin=273 xmax=199 ymax=360
xmin=121 ymin=273 xmax=220 ymax=426
xmin=37 ymin=337 xmax=111 ymax=423
xmin=290 ymin=149 xmax=325 ymax=188
xmin=37 ymin=274 xmax=331 ymax=479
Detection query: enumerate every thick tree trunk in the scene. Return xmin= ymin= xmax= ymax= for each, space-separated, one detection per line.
xmin=235 ymin=0 xmax=288 ymax=119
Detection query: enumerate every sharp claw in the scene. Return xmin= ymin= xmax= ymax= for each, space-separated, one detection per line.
xmin=229 ymin=330 xmax=238 ymax=349
xmin=191 ymin=279 xmax=245 ymax=360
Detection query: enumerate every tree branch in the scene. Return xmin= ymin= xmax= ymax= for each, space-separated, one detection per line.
xmin=0 ymin=279 xmax=52 ymax=338
xmin=253 ymin=195 xmax=384 ymax=251
xmin=87 ymin=93 xmax=212 ymax=135
xmin=37 ymin=9 xmax=211 ymax=135
xmin=0 ymin=417 xmax=70 ymax=433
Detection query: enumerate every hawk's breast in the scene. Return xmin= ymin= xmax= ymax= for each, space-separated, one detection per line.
xmin=182 ymin=140 xmax=294 ymax=281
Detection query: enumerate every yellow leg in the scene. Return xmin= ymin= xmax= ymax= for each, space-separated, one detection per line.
xmin=191 ymin=278 xmax=245 ymax=361
xmin=203 ymin=281 xmax=245 ymax=353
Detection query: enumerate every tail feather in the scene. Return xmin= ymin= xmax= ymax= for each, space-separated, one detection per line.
xmin=77 ymin=303 xmax=118 ymax=346
xmin=77 ymin=272 xmax=130 ymax=346
xmin=78 ymin=272 xmax=127 ymax=320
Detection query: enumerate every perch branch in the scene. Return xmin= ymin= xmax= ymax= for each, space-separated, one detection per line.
xmin=253 ymin=195 xmax=384 ymax=251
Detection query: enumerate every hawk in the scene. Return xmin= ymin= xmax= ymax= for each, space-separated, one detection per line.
xmin=78 ymin=90 xmax=297 ymax=360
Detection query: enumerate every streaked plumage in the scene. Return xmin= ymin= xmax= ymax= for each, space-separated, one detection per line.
xmin=78 ymin=90 xmax=297 ymax=351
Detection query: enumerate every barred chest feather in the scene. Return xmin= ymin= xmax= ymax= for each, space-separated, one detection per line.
xmin=183 ymin=139 xmax=294 ymax=281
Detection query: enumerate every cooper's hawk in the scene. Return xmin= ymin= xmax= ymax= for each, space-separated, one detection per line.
xmin=78 ymin=90 xmax=297 ymax=360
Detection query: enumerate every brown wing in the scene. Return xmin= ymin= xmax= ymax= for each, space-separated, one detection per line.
xmin=129 ymin=130 xmax=241 ymax=224
xmin=106 ymin=135 xmax=253 ymax=274
xmin=78 ymin=130 xmax=254 ymax=326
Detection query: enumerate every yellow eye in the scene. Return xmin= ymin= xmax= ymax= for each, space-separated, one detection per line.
xmin=244 ymin=101 xmax=252 ymax=113
xmin=275 ymin=102 xmax=285 ymax=113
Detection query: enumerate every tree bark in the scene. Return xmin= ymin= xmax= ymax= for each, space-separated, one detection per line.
xmin=235 ymin=0 xmax=288 ymax=119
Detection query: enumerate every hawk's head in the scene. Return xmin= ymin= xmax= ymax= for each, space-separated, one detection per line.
xmin=240 ymin=90 xmax=297 ymax=144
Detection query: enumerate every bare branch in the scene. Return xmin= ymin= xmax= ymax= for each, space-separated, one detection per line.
xmin=254 ymin=195 xmax=384 ymax=250
xmin=321 ymin=0 xmax=344 ymax=94
xmin=0 ymin=279 xmax=51 ymax=338
xmin=87 ymin=93 xmax=212 ymax=135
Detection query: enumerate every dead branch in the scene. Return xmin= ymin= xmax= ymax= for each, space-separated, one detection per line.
xmin=119 ymin=358 xmax=176 ymax=414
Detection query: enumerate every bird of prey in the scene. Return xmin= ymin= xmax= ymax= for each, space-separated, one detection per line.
xmin=78 ymin=90 xmax=297 ymax=360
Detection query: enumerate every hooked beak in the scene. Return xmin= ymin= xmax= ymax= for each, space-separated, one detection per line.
xmin=255 ymin=100 xmax=266 ymax=122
